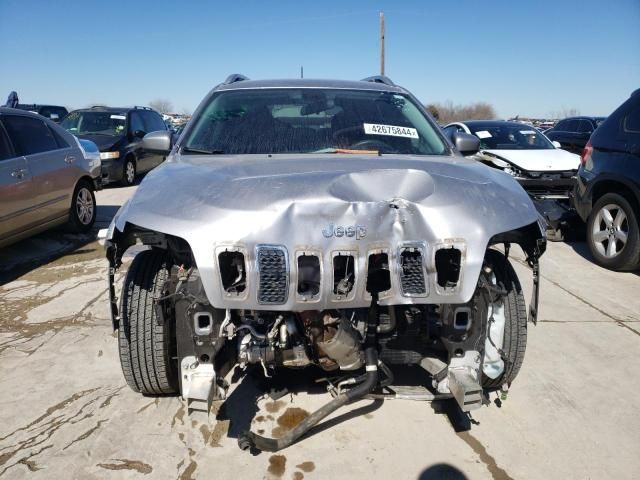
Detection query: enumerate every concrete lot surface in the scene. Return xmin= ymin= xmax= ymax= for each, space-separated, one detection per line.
xmin=1 ymin=185 xmax=639 ymax=480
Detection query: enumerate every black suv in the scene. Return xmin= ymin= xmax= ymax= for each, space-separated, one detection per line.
xmin=545 ymin=116 xmax=606 ymax=154
xmin=61 ymin=106 xmax=168 ymax=186
xmin=573 ymin=90 xmax=640 ymax=270
xmin=15 ymin=104 xmax=69 ymax=123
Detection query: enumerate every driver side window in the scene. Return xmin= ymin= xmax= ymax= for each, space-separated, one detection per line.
xmin=129 ymin=112 xmax=145 ymax=136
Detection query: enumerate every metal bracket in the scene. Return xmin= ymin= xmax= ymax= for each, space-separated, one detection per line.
xmin=448 ymin=369 xmax=483 ymax=412
xmin=527 ymin=239 xmax=543 ymax=325
xmin=181 ymin=356 xmax=218 ymax=415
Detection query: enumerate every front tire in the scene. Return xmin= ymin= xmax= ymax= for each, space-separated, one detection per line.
xmin=67 ymin=180 xmax=96 ymax=233
xmin=120 ymin=157 xmax=136 ymax=186
xmin=118 ymin=249 xmax=178 ymax=394
xmin=587 ymin=193 xmax=640 ymax=271
xmin=481 ymin=249 xmax=528 ymax=390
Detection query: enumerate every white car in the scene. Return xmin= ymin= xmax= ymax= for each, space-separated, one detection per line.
xmin=443 ymin=120 xmax=581 ymax=239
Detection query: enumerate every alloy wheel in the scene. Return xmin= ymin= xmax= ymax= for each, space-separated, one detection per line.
xmin=75 ymin=187 xmax=94 ymax=225
xmin=126 ymin=161 xmax=135 ymax=184
xmin=591 ymin=203 xmax=628 ymax=258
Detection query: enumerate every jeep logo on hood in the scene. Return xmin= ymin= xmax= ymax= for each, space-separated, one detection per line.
xmin=322 ymin=223 xmax=367 ymax=240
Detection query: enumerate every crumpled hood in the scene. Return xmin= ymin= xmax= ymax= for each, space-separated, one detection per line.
xmin=479 ymin=148 xmax=580 ymax=172
xmin=115 ymin=153 xmax=534 ymax=231
xmin=111 ymin=153 xmax=540 ymax=308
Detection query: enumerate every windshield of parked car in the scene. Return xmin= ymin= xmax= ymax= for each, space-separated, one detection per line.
xmin=61 ymin=111 xmax=126 ymax=136
xmin=467 ymin=123 xmax=555 ymax=150
xmin=183 ymin=89 xmax=448 ymax=155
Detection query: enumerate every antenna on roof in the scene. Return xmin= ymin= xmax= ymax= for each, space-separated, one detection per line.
xmin=380 ymin=12 xmax=385 ymax=76
xmin=300 ymin=66 xmax=303 ymax=79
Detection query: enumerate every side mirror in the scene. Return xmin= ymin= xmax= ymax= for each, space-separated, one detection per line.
xmin=552 ymin=141 xmax=562 ymax=149
xmin=142 ymin=131 xmax=172 ymax=155
xmin=452 ymin=131 xmax=480 ymax=156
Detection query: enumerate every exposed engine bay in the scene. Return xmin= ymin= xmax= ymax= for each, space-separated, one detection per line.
xmin=106 ymin=221 xmax=544 ymax=452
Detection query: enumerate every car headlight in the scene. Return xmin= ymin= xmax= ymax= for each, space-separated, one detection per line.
xmin=100 ymin=151 xmax=120 ymax=160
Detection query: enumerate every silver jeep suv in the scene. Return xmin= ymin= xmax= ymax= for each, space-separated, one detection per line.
xmin=104 ymin=75 xmax=545 ymax=452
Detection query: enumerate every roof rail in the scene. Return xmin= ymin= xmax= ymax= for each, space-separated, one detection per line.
xmin=134 ymin=105 xmax=152 ymax=111
xmin=90 ymin=104 xmax=108 ymax=109
xmin=361 ymin=75 xmax=395 ymax=86
xmin=223 ymin=74 xmax=249 ymax=85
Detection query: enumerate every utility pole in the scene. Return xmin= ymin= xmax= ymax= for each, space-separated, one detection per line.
xmin=380 ymin=12 xmax=385 ymax=76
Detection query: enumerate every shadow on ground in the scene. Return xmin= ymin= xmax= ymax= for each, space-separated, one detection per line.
xmin=0 ymin=204 xmax=121 ymax=285
xmin=566 ymin=240 xmax=640 ymax=276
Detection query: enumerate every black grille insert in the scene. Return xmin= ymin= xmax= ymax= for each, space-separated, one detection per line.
xmin=257 ymin=247 xmax=288 ymax=304
xmin=399 ymin=249 xmax=426 ymax=295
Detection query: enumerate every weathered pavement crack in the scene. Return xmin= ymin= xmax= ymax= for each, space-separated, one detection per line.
xmin=456 ymin=431 xmax=514 ymax=480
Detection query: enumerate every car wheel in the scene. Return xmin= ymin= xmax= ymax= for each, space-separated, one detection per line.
xmin=481 ymin=249 xmax=528 ymax=390
xmin=587 ymin=193 xmax=640 ymax=271
xmin=67 ymin=180 xmax=96 ymax=233
xmin=120 ymin=157 xmax=136 ymax=186
xmin=118 ymin=249 xmax=178 ymax=395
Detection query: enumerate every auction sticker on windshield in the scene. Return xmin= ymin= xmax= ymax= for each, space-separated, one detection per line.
xmin=364 ymin=123 xmax=419 ymax=139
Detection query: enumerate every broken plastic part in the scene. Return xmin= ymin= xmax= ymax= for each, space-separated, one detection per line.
xmin=435 ymin=248 xmax=461 ymax=288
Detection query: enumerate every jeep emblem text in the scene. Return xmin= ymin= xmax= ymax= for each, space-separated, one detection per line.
xmin=322 ymin=223 xmax=367 ymax=240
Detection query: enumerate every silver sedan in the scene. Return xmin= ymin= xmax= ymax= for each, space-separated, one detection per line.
xmin=0 ymin=108 xmax=101 ymax=248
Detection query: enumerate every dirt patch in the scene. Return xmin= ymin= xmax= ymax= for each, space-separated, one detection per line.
xmin=292 ymin=472 xmax=304 ymax=480
xmin=97 ymin=459 xmax=152 ymax=474
xmin=265 ymin=400 xmax=287 ymax=413
xmin=272 ymin=407 xmax=310 ymax=439
xmin=296 ymin=461 xmax=315 ymax=473
xmin=209 ymin=419 xmax=230 ymax=447
xmin=268 ymin=454 xmax=287 ymax=478
xmin=171 ymin=403 xmax=186 ymax=428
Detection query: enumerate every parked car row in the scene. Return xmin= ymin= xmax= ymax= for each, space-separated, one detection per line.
xmin=442 ymin=120 xmax=580 ymax=240
xmin=0 ymin=96 xmax=170 ymax=247
xmin=443 ymin=90 xmax=639 ymax=271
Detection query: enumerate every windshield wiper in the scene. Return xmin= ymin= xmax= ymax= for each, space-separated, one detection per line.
xmin=182 ymin=146 xmax=225 ymax=154
xmin=310 ymin=147 xmax=380 ymax=155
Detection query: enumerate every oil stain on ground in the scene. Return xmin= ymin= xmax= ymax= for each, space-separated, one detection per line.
xmin=97 ymin=459 xmax=153 ymax=475
xmin=268 ymin=454 xmax=287 ymax=478
xmin=271 ymin=407 xmax=310 ymax=439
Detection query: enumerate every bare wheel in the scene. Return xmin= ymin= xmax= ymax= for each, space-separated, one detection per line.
xmin=587 ymin=193 xmax=640 ymax=271
xmin=67 ymin=180 xmax=96 ymax=233
xmin=121 ymin=158 xmax=136 ymax=186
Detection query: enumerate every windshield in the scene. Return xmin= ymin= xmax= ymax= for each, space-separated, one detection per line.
xmin=468 ymin=123 xmax=555 ymax=150
xmin=61 ymin=111 xmax=126 ymax=136
xmin=183 ymin=89 xmax=448 ymax=155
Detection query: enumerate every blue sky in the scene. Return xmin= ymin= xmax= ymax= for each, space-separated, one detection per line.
xmin=1 ymin=0 xmax=638 ymax=118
